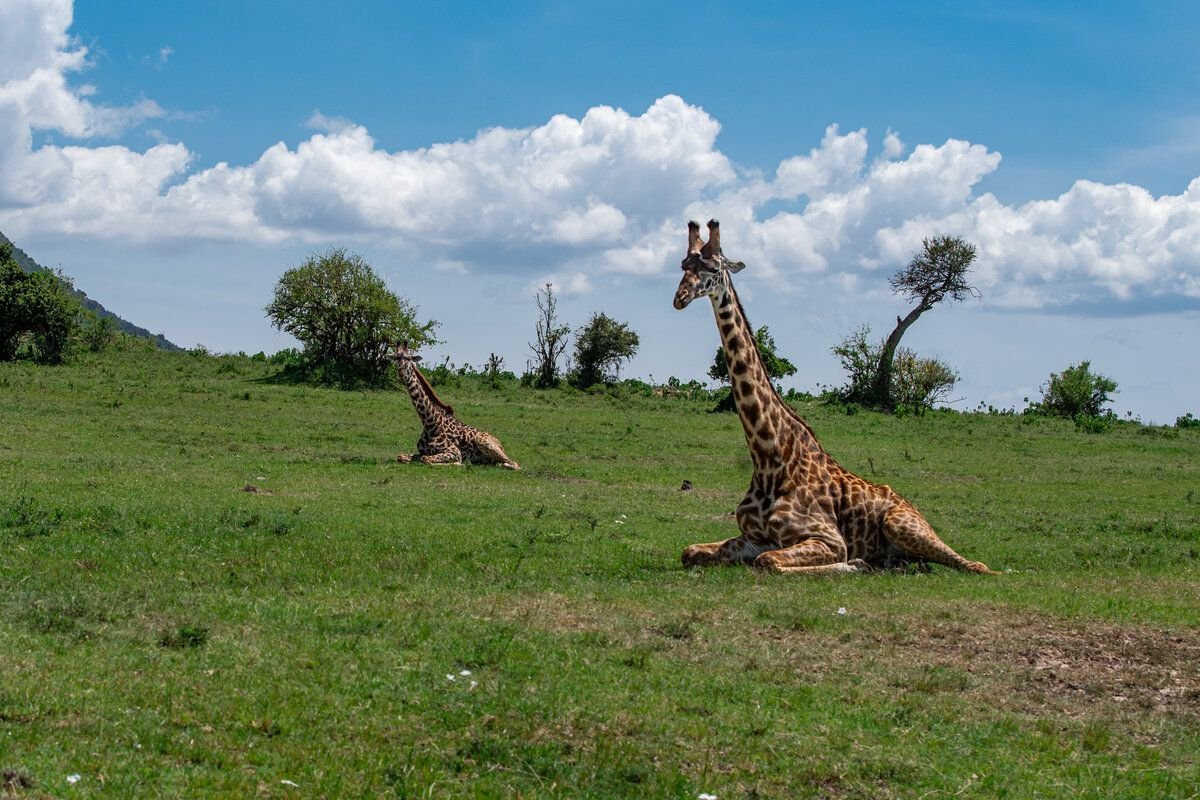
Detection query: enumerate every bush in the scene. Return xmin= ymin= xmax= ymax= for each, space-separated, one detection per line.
xmin=1176 ymin=413 xmax=1200 ymax=430
xmin=831 ymin=326 xmax=956 ymax=412
xmin=1 ymin=243 xmax=83 ymax=364
xmin=891 ymin=349 xmax=958 ymax=413
xmin=1034 ymin=361 xmax=1118 ymax=419
xmin=570 ymin=313 xmax=639 ymax=388
xmin=265 ymin=248 xmax=439 ymax=387
xmin=79 ymin=313 xmax=117 ymax=353
xmin=1074 ymin=413 xmax=1115 ymax=434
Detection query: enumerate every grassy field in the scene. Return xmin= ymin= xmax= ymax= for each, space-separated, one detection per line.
xmin=2 ymin=350 xmax=1198 ymax=798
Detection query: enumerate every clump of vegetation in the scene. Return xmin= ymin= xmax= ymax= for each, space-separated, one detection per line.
xmin=831 ymin=325 xmax=957 ymax=414
xmin=1176 ymin=412 xmax=1200 ymax=430
xmin=0 ymin=242 xmax=83 ymax=364
xmin=1027 ymin=361 xmax=1118 ymax=433
xmin=569 ymin=313 xmax=639 ymax=389
xmin=158 ymin=624 xmax=209 ymax=649
xmin=483 ymin=353 xmax=509 ymax=389
xmin=2 ymin=495 xmax=63 ymax=538
xmin=265 ymin=248 xmax=439 ymax=387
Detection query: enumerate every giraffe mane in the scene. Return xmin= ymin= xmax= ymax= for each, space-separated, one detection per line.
xmin=410 ymin=360 xmax=454 ymax=416
xmin=725 ymin=275 xmax=822 ymax=446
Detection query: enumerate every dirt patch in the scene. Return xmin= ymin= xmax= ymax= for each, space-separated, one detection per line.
xmin=942 ymin=611 xmax=1200 ymax=718
xmin=764 ymin=606 xmax=1200 ymax=722
xmin=482 ymin=592 xmax=1200 ymax=723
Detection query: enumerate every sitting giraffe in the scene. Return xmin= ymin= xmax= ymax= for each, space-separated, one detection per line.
xmin=673 ymin=220 xmax=991 ymax=574
xmin=387 ymin=343 xmax=520 ymax=469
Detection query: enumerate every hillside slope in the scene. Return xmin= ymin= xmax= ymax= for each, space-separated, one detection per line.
xmin=0 ymin=230 xmax=180 ymax=351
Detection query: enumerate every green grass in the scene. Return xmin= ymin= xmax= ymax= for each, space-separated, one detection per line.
xmin=1 ymin=350 xmax=1198 ymax=798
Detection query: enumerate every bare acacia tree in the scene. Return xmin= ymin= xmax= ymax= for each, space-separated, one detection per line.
xmin=528 ymin=282 xmax=571 ymax=388
xmin=870 ymin=235 xmax=979 ymax=409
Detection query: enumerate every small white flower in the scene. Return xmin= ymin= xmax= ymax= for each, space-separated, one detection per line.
xmin=67 ymin=774 xmax=82 ymax=784
xmin=836 ymin=607 xmax=847 ymax=615
xmin=256 ymin=476 xmax=266 ymax=481
xmin=459 ymin=669 xmax=472 ymax=676
xmin=698 ymin=793 xmax=718 ymax=800
xmin=281 ymin=779 xmax=300 ymax=787
xmin=614 ymin=519 xmax=625 ymax=525
xmin=620 ymin=514 xmax=627 ymax=519
xmin=469 ymin=680 xmax=478 ymax=690
xmin=445 ymin=674 xmax=456 ymax=681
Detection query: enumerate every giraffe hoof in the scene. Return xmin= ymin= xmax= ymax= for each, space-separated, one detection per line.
xmin=846 ymin=559 xmax=870 ymax=572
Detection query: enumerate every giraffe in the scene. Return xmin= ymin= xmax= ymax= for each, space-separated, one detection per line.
xmin=387 ymin=343 xmax=520 ymax=470
xmin=673 ymin=220 xmax=991 ymax=575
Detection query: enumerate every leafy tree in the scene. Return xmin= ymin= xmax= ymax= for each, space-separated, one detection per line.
xmin=527 ymin=283 xmax=571 ymax=388
xmin=708 ymin=325 xmax=797 ymax=412
xmin=869 ymin=235 xmax=978 ymax=410
xmin=265 ymin=248 xmax=439 ymax=386
xmin=708 ymin=325 xmax=797 ymax=385
xmin=1035 ymin=361 xmax=1118 ymax=419
xmin=832 ymin=325 xmax=957 ymax=412
xmin=0 ymin=243 xmax=82 ymax=364
xmin=570 ymin=312 xmax=640 ymax=388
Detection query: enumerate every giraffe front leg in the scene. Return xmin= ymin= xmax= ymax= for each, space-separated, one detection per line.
xmin=754 ymin=540 xmax=869 ymax=575
xmin=752 ymin=519 xmax=867 ymax=575
xmin=415 ymin=448 xmax=464 ymax=466
xmin=682 ymin=536 xmax=766 ymax=567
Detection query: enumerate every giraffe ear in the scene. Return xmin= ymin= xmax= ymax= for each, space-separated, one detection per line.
xmin=725 ymin=259 xmax=746 ymax=274
xmin=411 ymin=355 xmax=423 ymax=362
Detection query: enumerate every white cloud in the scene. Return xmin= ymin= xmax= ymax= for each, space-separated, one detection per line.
xmin=1 ymin=0 xmax=1198 ymax=316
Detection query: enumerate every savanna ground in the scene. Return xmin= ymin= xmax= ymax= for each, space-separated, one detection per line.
xmin=1 ymin=350 xmax=1198 ymax=798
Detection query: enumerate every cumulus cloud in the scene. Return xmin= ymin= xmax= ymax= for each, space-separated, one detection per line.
xmin=1 ymin=0 xmax=1198 ymax=314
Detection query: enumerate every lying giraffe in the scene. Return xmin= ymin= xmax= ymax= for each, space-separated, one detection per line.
xmin=673 ymin=220 xmax=991 ymax=575
xmin=388 ymin=343 xmax=520 ymax=469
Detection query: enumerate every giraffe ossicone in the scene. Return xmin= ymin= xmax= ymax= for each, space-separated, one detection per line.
xmin=674 ymin=219 xmax=991 ymax=575
xmin=388 ymin=343 xmax=520 ymax=470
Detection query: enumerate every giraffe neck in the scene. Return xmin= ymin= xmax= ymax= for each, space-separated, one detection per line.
xmin=398 ymin=360 xmax=450 ymax=431
xmin=711 ymin=277 xmax=823 ymax=468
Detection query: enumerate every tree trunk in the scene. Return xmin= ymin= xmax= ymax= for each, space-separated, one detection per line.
xmin=870 ymin=301 xmax=930 ymax=410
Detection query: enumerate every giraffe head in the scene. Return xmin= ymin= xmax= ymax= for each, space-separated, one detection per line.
xmin=386 ymin=342 xmax=422 ymax=368
xmin=673 ymin=219 xmax=745 ymax=310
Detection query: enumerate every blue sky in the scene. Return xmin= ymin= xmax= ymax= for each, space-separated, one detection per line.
xmin=3 ymin=0 xmax=1199 ymax=422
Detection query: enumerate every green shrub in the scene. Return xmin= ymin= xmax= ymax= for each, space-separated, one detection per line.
xmin=1 ymin=243 xmax=83 ymax=364
xmin=831 ymin=325 xmax=956 ymax=412
xmin=570 ymin=313 xmax=639 ymax=389
xmin=1176 ymin=412 xmax=1200 ymax=430
xmin=1034 ymin=361 xmax=1118 ymax=419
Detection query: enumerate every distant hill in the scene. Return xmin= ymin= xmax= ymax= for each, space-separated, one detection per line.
xmin=0 ymin=230 xmax=181 ymax=352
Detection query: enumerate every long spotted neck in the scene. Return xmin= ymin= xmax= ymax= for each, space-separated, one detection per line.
xmin=397 ymin=360 xmax=448 ymax=432
xmin=711 ymin=276 xmax=823 ymax=467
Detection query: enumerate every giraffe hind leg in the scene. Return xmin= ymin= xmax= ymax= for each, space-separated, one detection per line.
xmin=474 ymin=433 xmax=520 ymax=470
xmin=883 ymin=503 xmax=992 ymax=574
